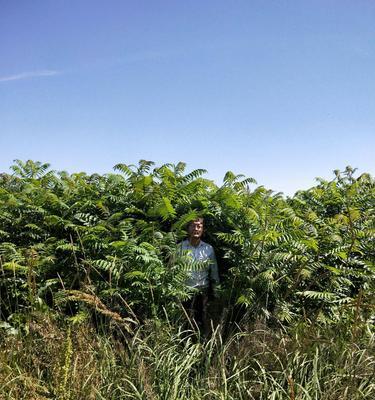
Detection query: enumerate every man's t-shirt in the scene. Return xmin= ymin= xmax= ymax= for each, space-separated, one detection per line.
xmin=180 ymin=239 xmax=219 ymax=289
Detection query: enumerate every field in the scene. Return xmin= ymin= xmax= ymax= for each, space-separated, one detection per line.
xmin=0 ymin=160 xmax=374 ymax=399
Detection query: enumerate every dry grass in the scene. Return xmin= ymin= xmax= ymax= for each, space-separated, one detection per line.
xmin=0 ymin=313 xmax=374 ymax=400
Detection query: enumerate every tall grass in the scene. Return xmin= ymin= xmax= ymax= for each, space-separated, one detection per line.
xmin=1 ymin=313 xmax=374 ymax=399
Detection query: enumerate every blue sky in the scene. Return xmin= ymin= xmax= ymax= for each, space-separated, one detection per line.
xmin=1 ymin=1 xmax=374 ymax=195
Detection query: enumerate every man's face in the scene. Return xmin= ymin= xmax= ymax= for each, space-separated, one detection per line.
xmin=188 ymin=219 xmax=204 ymax=239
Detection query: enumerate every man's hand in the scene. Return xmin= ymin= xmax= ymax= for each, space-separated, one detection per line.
xmin=212 ymin=284 xmax=221 ymax=299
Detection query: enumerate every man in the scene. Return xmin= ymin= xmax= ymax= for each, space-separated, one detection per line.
xmin=180 ymin=217 xmax=219 ymax=333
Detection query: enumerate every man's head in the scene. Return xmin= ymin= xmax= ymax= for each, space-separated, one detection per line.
xmin=187 ymin=218 xmax=204 ymax=244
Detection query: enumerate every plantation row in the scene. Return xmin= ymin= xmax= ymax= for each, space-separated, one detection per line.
xmin=0 ymin=160 xmax=373 ymax=329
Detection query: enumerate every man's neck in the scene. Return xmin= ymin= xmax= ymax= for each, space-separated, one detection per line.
xmin=188 ymin=237 xmax=201 ymax=247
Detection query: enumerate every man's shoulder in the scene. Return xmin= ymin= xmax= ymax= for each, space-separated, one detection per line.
xmin=200 ymin=240 xmax=214 ymax=251
xmin=179 ymin=240 xmax=213 ymax=249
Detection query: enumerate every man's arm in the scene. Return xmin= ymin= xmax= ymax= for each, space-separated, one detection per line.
xmin=209 ymin=247 xmax=220 ymax=289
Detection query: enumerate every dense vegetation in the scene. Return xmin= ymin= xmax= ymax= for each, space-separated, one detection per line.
xmin=0 ymin=160 xmax=374 ymax=399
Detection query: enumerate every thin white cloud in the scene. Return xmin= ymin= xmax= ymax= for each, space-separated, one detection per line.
xmin=0 ymin=69 xmax=60 ymax=83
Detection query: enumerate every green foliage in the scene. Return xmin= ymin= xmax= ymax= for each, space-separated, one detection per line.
xmin=0 ymin=161 xmax=374 ymax=398
xmin=0 ymin=161 xmax=374 ymax=328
